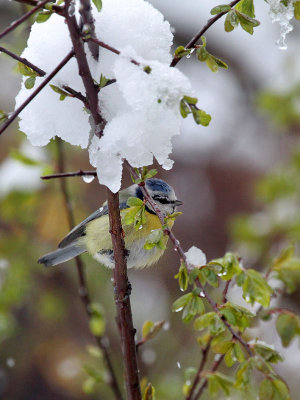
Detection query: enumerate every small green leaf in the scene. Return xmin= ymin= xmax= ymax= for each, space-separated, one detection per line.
xmin=127 ymin=197 xmax=144 ymax=207
xmin=175 ymin=262 xmax=189 ymax=291
xmin=25 ymin=76 xmax=36 ymax=89
xmin=123 ymin=206 xmax=140 ymax=225
xmin=174 ymin=45 xmax=192 ymax=58
xmin=235 ymin=360 xmax=252 ymax=389
xmin=144 ymin=65 xmax=152 ymax=74
xmin=194 ymin=312 xmax=225 ymax=335
xmin=210 ymin=4 xmax=231 ymax=15
xmin=99 ymin=73 xmax=109 ymax=88
xmin=18 ymin=62 xmax=37 ymax=77
xmin=276 ymin=312 xmax=300 ymax=347
xmin=206 ymin=55 xmax=219 ymax=72
xmin=183 ymin=95 xmax=198 ymax=105
xmin=144 ymin=169 xmax=157 ymax=179
xmin=144 ymin=229 xmax=165 ymax=250
xmin=225 ymin=10 xmax=239 ymax=32
xmin=294 ymin=1 xmax=300 ymax=20
xmin=259 ymin=379 xmax=273 ymax=400
xmin=196 ymin=46 xmax=209 ymax=62
xmin=192 ymin=108 xmax=211 ymax=126
xmin=253 ymin=342 xmax=283 ymax=363
xmin=172 ymin=293 xmax=193 ymax=312
xmin=207 ymin=372 xmax=234 ymax=396
xmin=89 ymin=316 xmax=105 ymax=336
xmin=236 ymin=0 xmax=255 ymax=18
xmin=36 ymin=11 xmax=52 ymax=23
xmin=86 ymin=345 xmax=102 ymax=358
xmin=142 ymin=320 xmax=154 ymax=339
xmin=50 ymin=84 xmax=70 ymax=101
xmin=0 ymin=110 xmax=8 ymax=123
xmin=182 ymin=295 xmax=205 ymax=323
xmin=180 ymin=99 xmax=190 ymax=118
xmin=237 ymin=269 xmax=272 ymax=307
xmin=82 ymin=377 xmax=96 ymax=394
xmin=143 ymin=383 xmax=155 ymax=400
xmin=92 ymin=0 xmax=102 ymax=12
xmin=219 ymin=302 xmax=255 ymax=331
xmin=142 ymin=320 xmax=164 ymax=341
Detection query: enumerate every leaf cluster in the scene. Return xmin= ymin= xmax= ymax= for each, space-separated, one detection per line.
xmin=180 ymin=95 xmax=211 ymax=126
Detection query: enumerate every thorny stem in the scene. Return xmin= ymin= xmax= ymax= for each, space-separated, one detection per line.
xmin=64 ymin=1 xmax=141 ymax=398
xmin=56 ymin=139 xmax=123 ymax=400
xmin=0 ymin=0 xmax=51 ymax=40
xmin=170 ymin=0 xmax=242 ymax=67
xmin=0 ymin=50 xmax=74 ymax=136
xmin=0 ymin=45 xmax=46 ymax=76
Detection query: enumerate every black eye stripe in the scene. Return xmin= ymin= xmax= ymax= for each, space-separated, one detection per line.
xmin=153 ymin=195 xmax=174 ymax=204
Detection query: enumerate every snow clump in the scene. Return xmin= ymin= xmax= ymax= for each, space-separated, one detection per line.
xmin=15 ymin=0 xmax=194 ymax=192
xmin=185 ymin=246 xmax=207 ymax=268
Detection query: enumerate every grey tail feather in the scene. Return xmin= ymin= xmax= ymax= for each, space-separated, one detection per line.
xmin=38 ymin=243 xmax=86 ymax=267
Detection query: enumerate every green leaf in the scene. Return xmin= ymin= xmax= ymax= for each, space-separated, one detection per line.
xmin=253 ymin=342 xmax=283 ymax=363
xmin=209 ymin=252 xmax=242 ymax=280
xmin=49 ymin=84 xmax=70 ymax=101
xmin=194 ymin=312 xmax=225 ymax=335
xmin=82 ymin=377 xmax=96 ymax=394
xmin=202 ymin=266 xmax=219 ymax=288
xmin=219 ymin=302 xmax=255 ymax=331
xmin=86 ymin=345 xmax=102 ymax=358
xmin=143 ymin=383 xmax=155 ymax=400
xmin=274 ymin=257 xmax=300 ymax=293
xmin=236 ymin=0 xmax=255 ymax=18
xmin=175 ymin=262 xmax=189 ymax=291
xmin=89 ymin=315 xmax=105 ymax=336
xmin=182 ymin=295 xmax=205 ymax=323
xmin=36 ymin=11 xmax=52 ymax=23
xmin=0 ymin=109 xmax=8 ymax=123
xmin=196 ymin=46 xmax=209 ymax=62
xmin=144 ymin=229 xmax=165 ymax=250
xmin=92 ymin=0 xmax=102 ymax=12
xmin=259 ymin=379 xmax=273 ymax=400
xmin=276 ymin=312 xmax=300 ymax=347
xmin=172 ymin=293 xmax=193 ymax=312
xmin=207 ymin=372 xmax=234 ymax=396
xmin=236 ymin=10 xmax=260 ymax=35
xmin=272 ymin=244 xmax=294 ymax=270
xmin=25 ymin=76 xmax=36 ymax=89
xmin=142 ymin=320 xmax=164 ymax=341
xmin=180 ymin=99 xmax=190 ymax=118
xmin=123 ymin=206 xmax=140 ymax=225
xmin=192 ymin=108 xmax=211 ymax=126
xmin=206 ymin=55 xmax=219 ymax=72
xmin=235 ymin=360 xmax=252 ymax=389
xmin=99 ymin=73 xmax=110 ymax=88
xmin=210 ymin=4 xmax=231 ymax=15
xmin=127 ymin=197 xmax=144 ymax=207
xmin=225 ymin=10 xmax=239 ymax=32
xmin=144 ymin=169 xmax=157 ymax=179
xmin=237 ymin=269 xmax=272 ymax=307
xmin=18 ymin=62 xmax=37 ymax=77
xmin=294 ymin=1 xmax=300 ymax=20
xmin=174 ymin=45 xmax=192 ymax=58
xmin=183 ymin=95 xmax=198 ymax=105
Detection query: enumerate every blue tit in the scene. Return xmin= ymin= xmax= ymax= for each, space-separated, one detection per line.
xmin=38 ymin=178 xmax=183 ymax=269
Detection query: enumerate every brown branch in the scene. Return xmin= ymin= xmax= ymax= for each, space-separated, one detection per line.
xmin=62 ymin=85 xmax=87 ymax=105
xmin=186 ymin=338 xmax=212 ymax=400
xmin=170 ymin=0 xmax=242 ymax=67
xmin=41 ymin=169 xmax=97 ymax=180
xmin=64 ymin=1 xmax=106 ymax=138
xmin=128 ymin=164 xmax=253 ymax=357
xmin=89 ymin=37 xmax=140 ymax=66
xmin=64 ymin=2 xmax=140 ymax=397
xmin=56 ymin=139 xmax=123 ymax=400
xmin=107 ymin=190 xmax=141 ymax=400
xmin=0 ymin=0 xmax=51 ymax=40
xmin=222 ymin=279 xmax=231 ymax=303
xmin=79 ymin=0 xmax=99 ymax=60
xmin=0 ymin=50 xmax=74 ymax=136
xmin=12 ymin=0 xmax=64 ymax=15
xmin=0 ymin=45 xmax=46 ymax=76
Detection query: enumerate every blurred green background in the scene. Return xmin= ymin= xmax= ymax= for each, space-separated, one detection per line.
xmin=0 ymin=1 xmax=300 ymax=399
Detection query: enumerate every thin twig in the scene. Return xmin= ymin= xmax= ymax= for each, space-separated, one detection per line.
xmin=79 ymin=0 xmax=99 ymax=60
xmin=170 ymin=0 xmax=242 ymax=67
xmin=0 ymin=0 xmax=51 ymax=40
xmin=64 ymin=1 xmax=106 ymax=137
xmin=62 ymin=85 xmax=87 ymax=105
xmin=0 ymin=50 xmax=74 ymax=136
xmin=127 ymin=164 xmax=253 ymax=357
xmin=186 ymin=338 xmax=212 ymax=400
xmin=12 ymin=0 xmax=64 ymax=15
xmin=107 ymin=190 xmax=141 ymax=400
xmin=222 ymin=279 xmax=231 ymax=303
xmin=89 ymin=37 xmax=140 ymax=66
xmin=192 ymin=354 xmax=225 ymax=400
xmin=0 ymin=45 xmax=46 ymax=76
xmin=41 ymin=169 xmax=97 ymax=180
xmin=56 ymin=139 xmax=123 ymax=400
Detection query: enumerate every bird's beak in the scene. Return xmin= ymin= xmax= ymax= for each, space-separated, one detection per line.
xmin=174 ymin=199 xmax=183 ymax=206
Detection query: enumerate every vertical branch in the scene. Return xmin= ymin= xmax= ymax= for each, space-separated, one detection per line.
xmin=64 ymin=1 xmax=141 ymax=397
xmin=56 ymin=139 xmax=123 ymax=400
xmin=79 ymin=0 xmax=99 ymax=60
xmin=107 ymin=189 xmax=141 ymax=400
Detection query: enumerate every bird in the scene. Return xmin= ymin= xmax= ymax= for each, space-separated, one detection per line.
xmin=38 ymin=178 xmax=183 ymax=269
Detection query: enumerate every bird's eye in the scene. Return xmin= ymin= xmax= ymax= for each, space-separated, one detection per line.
xmin=153 ymin=195 xmax=170 ymax=204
